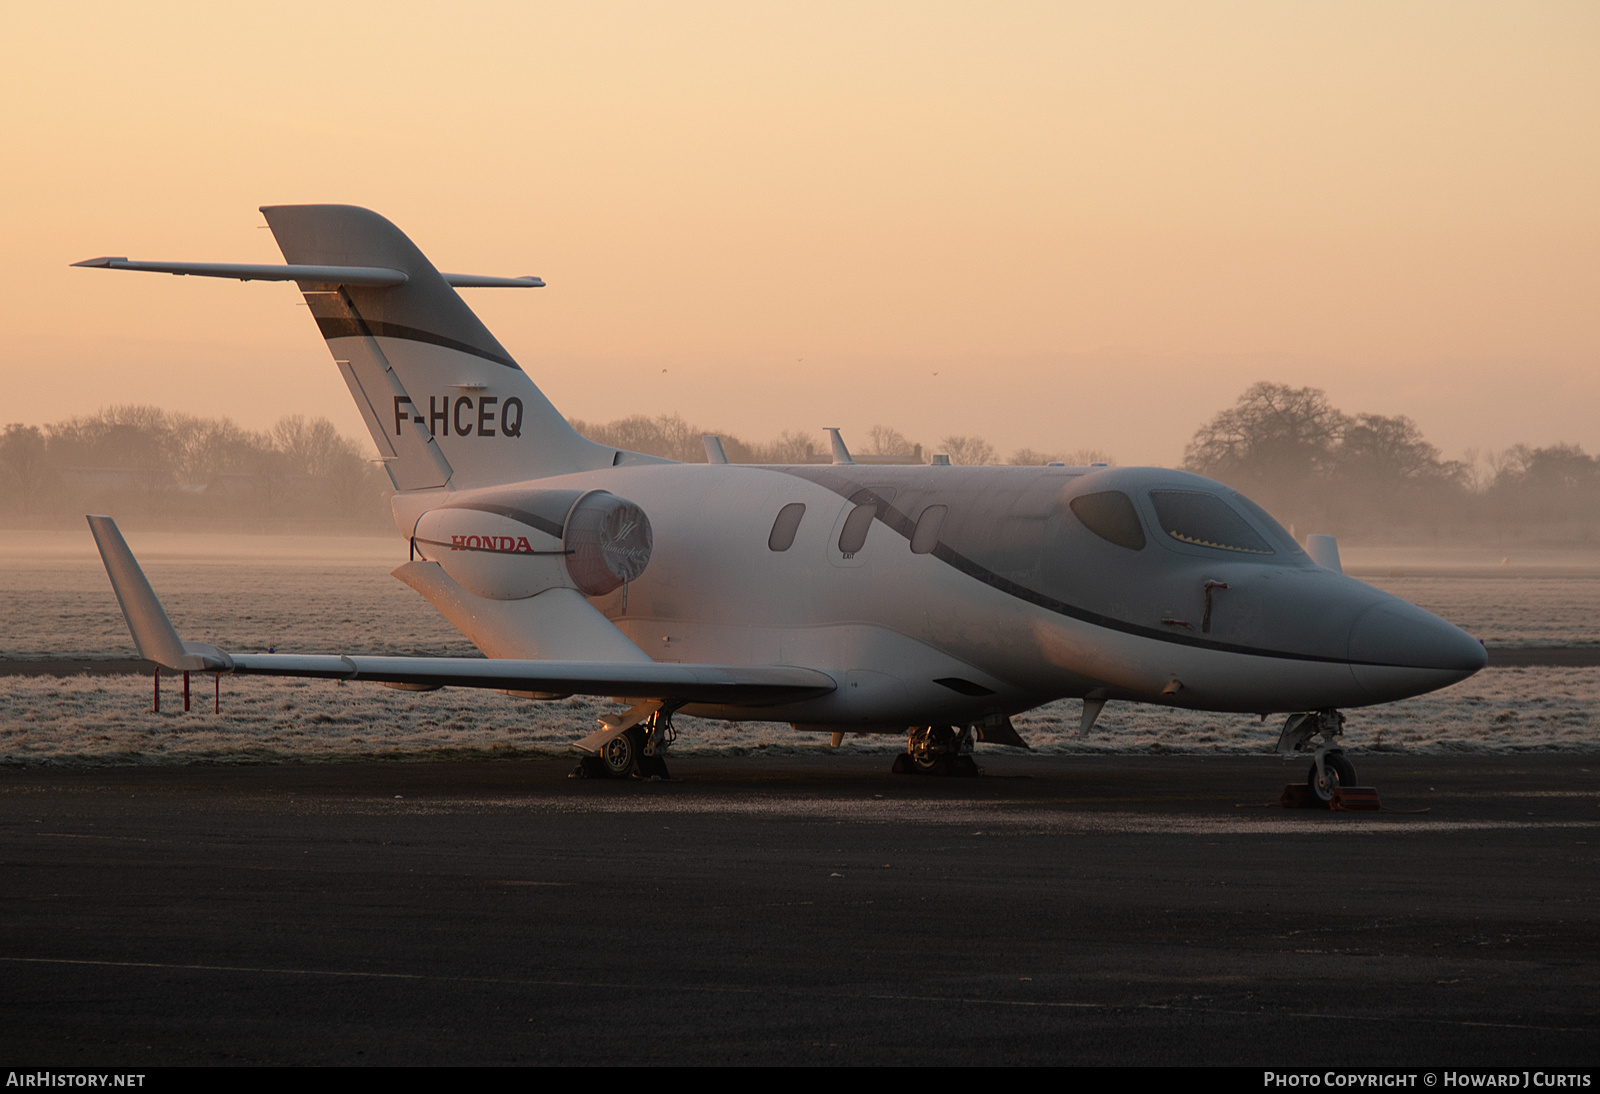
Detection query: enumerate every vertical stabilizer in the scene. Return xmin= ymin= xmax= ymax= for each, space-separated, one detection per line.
xmin=260 ymin=205 xmax=613 ymax=488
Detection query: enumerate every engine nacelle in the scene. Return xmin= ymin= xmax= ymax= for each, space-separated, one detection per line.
xmin=412 ymin=488 xmax=652 ymax=600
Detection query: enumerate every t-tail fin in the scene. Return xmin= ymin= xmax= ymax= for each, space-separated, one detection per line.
xmin=260 ymin=205 xmax=612 ymax=489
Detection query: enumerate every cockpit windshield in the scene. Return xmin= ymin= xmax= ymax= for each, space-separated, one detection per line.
xmin=1148 ymin=490 xmax=1274 ymax=555
xmin=1227 ymin=490 xmax=1305 ymax=555
xmin=1069 ymin=490 xmax=1147 ymax=550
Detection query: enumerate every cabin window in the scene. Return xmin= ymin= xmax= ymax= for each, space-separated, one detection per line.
xmin=911 ymin=504 xmax=947 ymax=554
xmin=1148 ymin=490 xmax=1274 ymax=555
xmin=838 ymin=502 xmax=878 ymax=556
xmin=768 ymin=503 xmax=806 ymax=551
xmin=1069 ymin=491 xmax=1146 ymax=551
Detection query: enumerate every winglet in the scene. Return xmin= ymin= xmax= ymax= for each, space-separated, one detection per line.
xmin=86 ymin=516 xmax=227 ymax=671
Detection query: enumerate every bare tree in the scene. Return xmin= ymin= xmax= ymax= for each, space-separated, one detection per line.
xmin=868 ymin=425 xmax=918 ymax=457
xmin=1337 ymin=414 xmax=1457 ymax=484
xmin=168 ymin=414 xmax=273 ymax=483
xmin=1184 ymin=383 xmax=1348 ymax=484
xmin=572 ymin=414 xmax=707 ymax=462
xmin=272 ymin=416 xmax=352 ymax=477
xmin=749 ymin=430 xmax=822 ymax=464
xmin=939 ymin=435 xmax=997 ymax=465
xmin=0 ymin=424 xmax=51 ymax=512
xmin=1008 ymin=447 xmax=1114 ymax=466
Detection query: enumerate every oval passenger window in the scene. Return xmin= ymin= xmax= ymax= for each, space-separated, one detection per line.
xmin=911 ymin=504 xmax=947 ymax=554
xmin=838 ymin=502 xmax=877 ymax=555
xmin=768 ymin=503 xmax=806 ymax=551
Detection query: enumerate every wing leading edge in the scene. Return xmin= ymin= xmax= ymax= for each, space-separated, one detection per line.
xmin=221 ymin=654 xmax=834 ymax=705
xmin=86 ymin=516 xmax=835 ymax=707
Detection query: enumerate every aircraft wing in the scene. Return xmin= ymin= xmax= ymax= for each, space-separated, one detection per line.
xmin=86 ymin=515 xmax=834 ymax=707
xmin=219 ymin=654 xmax=834 ymax=705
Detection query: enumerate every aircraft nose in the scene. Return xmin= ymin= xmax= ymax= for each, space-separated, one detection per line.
xmin=1349 ymin=601 xmax=1487 ymax=671
xmin=1347 ymin=600 xmax=1487 ymax=703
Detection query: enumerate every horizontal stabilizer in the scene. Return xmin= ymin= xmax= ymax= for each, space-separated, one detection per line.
xmin=440 ymin=273 xmax=546 ymax=288
xmin=71 ymin=257 xmax=543 ymax=288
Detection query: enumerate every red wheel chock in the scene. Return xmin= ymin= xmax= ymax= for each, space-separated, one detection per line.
xmin=1279 ymin=783 xmax=1381 ymax=811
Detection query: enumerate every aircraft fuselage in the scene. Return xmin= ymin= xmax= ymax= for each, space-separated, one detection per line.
xmin=394 ymin=460 xmax=1487 ymax=729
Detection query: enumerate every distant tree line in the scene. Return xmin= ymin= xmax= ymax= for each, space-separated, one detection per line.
xmin=0 ymin=407 xmax=390 ymax=530
xmin=1183 ymin=382 xmax=1600 ymax=543
xmin=11 ymin=386 xmax=1592 ymax=543
xmin=568 ymin=413 xmax=1113 ymax=468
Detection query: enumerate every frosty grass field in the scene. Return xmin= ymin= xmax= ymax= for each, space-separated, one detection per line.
xmin=3 ymin=530 xmax=1598 ymax=764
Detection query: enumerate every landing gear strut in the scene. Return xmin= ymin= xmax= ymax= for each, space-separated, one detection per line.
xmin=892 ymin=725 xmax=981 ymax=777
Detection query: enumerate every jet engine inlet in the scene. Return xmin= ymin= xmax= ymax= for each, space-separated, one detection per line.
xmin=563 ymin=491 xmax=653 ymax=595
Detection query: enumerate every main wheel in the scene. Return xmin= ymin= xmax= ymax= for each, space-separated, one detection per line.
xmin=601 ymin=727 xmax=642 ymax=778
xmin=1308 ymin=751 xmax=1358 ymax=804
xmin=910 ymin=726 xmax=956 ymax=769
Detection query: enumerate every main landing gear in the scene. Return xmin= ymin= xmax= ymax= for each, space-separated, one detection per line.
xmin=573 ymin=707 xmax=676 ymax=780
xmin=1275 ymin=709 xmax=1377 ymax=810
xmin=892 ymin=725 xmax=982 ymax=777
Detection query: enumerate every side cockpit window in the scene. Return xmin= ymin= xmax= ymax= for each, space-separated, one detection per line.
xmin=1069 ymin=491 xmax=1146 ymax=550
xmin=768 ymin=503 xmax=806 ymax=551
xmin=1148 ymin=490 xmax=1273 ymax=555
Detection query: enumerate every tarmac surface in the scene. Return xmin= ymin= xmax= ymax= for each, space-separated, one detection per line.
xmin=2 ymin=752 xmax=1598 ymax=1066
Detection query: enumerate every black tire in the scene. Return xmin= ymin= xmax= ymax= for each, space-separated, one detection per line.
xmin=1308 ymin=751 xmax=1358 ymax=805
xmin=600 ymin=727 xmax=642 ymax=778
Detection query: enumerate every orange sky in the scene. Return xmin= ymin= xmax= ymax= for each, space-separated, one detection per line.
xmin=2 ymin=1 xmax=1595 ymax=467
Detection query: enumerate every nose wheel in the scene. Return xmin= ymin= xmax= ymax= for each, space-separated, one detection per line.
xmin=1308 ymin=749 xmax=1357 ymax=804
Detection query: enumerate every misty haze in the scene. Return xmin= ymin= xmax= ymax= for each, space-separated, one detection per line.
xmin=5 ymin=382 xmax=1597 ymax=550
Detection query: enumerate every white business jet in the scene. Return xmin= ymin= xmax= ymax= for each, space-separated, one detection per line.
xmin=75 ymin=206 xmax=1486 ymax=797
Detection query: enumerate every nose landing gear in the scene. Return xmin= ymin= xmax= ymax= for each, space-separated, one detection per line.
xmin=1275 ymin=709 xmax=1378 ymax=810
